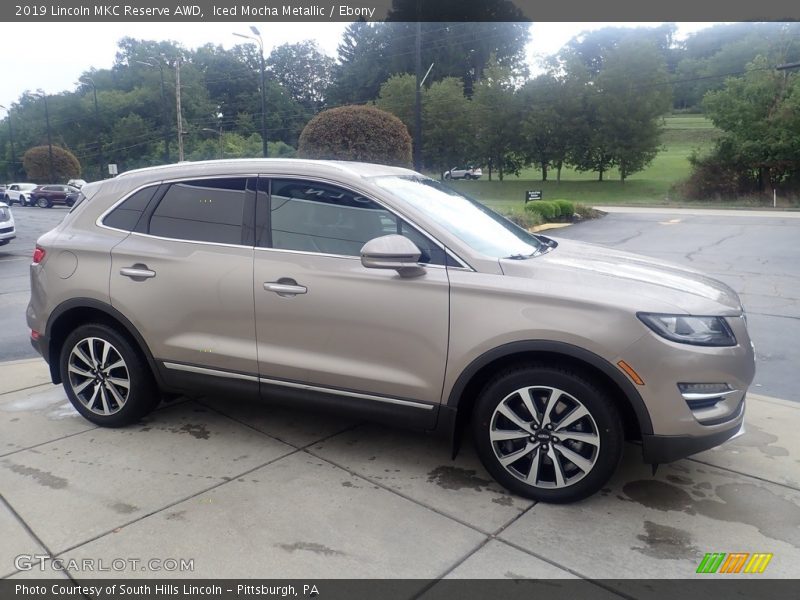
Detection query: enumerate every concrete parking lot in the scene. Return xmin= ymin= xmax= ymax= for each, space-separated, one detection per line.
xmin=1 ymin=205 xmax=799 ymax=585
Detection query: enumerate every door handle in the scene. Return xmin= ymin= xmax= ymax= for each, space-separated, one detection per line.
xmin=264 ymin=280 xmax=307 ymax=296
xmin=120 ymin=266 xmax=156 ymax=280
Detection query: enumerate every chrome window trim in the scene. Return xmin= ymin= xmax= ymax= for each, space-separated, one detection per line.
xmin=95 ymin=173 xmax=474 ymax=270
xmin=162 ymin=361 xmax=434 ymax=411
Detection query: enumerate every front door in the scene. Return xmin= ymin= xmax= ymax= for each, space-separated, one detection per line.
xmin=253 ymin=178 xmax=450 ymax=427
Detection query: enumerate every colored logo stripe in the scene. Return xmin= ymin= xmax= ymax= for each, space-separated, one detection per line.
xmin=744 ymin=553 xmax=773 ymax=574
xmin=697 ymin=552 xmax=773 ymax=574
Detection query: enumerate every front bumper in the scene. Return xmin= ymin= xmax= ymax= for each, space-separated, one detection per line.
xmin=642 ymin=416 xmax=745 ymax=463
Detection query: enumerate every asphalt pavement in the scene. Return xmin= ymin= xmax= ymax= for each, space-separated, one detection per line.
xmin=0 ymin=205 xmax=66 ymax=362
xmin=551 ymin=207 xmax=800 ymax=402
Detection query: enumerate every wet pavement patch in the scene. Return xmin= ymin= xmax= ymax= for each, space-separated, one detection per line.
xmin=110 ymin=502 xmax=139 ymax=514
xmin=633 ymin=520 xmax=700 ymax=560
xmin=622 ymin=479 xmax=800 ymax=547
xmin=168 ymin=423 xmax=211 ymax=440
xmin=276 ymin=542 xmax=344 ymax=556
xmin=426 ymin=466 xmax=493 ymax=491
xmin=2 ymin=460 xmax=68 ymax=489
xmin=730 ymin=423 xmax=789 ymax=457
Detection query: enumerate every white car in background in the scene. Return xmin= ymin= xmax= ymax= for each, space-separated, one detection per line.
xmin=0 ymin=201 xmax=16 ymax=246
xmin=444 ymin=166 xmax=483 ymax=180
xmin=4 ymin=183 xmax=37 ymax=206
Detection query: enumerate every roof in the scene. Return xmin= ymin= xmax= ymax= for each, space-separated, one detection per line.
xmin=114 ymin=158 xmax=417 ymax=186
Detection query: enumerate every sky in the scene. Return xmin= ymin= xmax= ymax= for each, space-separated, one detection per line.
xmin=0 ymin=21 xmax=718 ymax=111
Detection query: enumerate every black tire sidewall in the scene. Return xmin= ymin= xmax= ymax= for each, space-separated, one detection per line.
xmin=472 ymin=366 xmax=623 ymax=503
xmin=59 ymin=323 xmax=158 ymax=427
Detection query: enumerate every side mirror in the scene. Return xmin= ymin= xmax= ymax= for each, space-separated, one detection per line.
xmin=361 ymin=235 xmax=426 ymax=278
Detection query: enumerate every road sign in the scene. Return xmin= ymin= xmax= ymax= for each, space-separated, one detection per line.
xmin=525 ymin=190 xmax=543 ymax=203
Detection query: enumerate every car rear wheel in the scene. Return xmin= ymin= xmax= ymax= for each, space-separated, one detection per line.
xmin=472 ymin=365 xmax=623 ymax=503
xmin=60 ymin=323 xmax=160 ymax=427
xmin=37 ymin=197 xmax=51 ymax=208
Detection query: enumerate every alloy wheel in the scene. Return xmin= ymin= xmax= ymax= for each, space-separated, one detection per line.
xmin=67 ymin=337 xmax=130 ymax=416
xmin=489 ymin=385 xmax=601 ymax=489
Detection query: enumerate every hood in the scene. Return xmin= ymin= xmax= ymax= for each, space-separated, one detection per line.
xmin=500 ymin=237 xmax=743 ymax=314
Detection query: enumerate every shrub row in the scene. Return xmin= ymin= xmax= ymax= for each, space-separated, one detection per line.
xmin=524 ymin=199 xmax=574 ymax=221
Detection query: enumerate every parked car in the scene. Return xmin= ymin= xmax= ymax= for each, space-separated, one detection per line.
xmin=4 ymin=183 xmax=37 ymax=206
xmin=444 ymin=166 xmax=483 ymax=180
xmin=0 ymin=201 xmax=16 ymax=246
xmin=27 ymin=159 xmax=754 ymax=503
xmin=30 ymin=184 xmax=80 ymax=208
xmin=68 ymin=179 xmax=88 ymax=189
xmin=64 ymin=189 xmax=81 ymax=208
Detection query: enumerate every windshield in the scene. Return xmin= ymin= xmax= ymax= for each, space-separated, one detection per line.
xmin=372 ymin=175 xmax=545 ymax=258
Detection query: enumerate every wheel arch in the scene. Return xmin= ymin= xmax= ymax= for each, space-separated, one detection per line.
xmin=442 ymin=341 xmax=653 ymax=452
xmin=44 ymin=298 xmax=163 ymax=389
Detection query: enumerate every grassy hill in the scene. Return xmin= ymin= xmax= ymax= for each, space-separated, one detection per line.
xmin=448 ymin=115 xmax=722 ymax=211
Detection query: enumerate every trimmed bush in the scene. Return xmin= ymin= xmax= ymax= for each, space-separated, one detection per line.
xmin=524 ymin=200 xmax=558 ymax=221
xmin=503 ymin=209 xmax=543 ymax=230
xmin=23 ymin=145 xmax=81 ymax=181
xmin=297 ymin=105 xmax=412 ymax=166
xmin=552 ymin=199 xmax=575 ymax=218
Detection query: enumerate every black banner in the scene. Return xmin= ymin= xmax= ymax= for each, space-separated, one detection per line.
xmin=2 ymin=0 xmax=800 ymax=22
xmin=3 ymin=580 xmax=800 ymax=600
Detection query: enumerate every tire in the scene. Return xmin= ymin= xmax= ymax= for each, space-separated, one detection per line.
xmin=59 ymin=323 xmax=160 ymax=427
xmin=472 ymin=364 xmax=623 ymax=503
xmin=37 ymin=196 xmax=51 ymax=208
xmin=444 ymin=172 xmax=451 ymax=180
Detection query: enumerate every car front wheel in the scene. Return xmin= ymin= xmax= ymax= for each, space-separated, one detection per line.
xmin=37 ymin=197 xmax=51 ymax=208
xmin=472 ymin=365 xmax=623 ymax=503
xmin=60 ymin=323 xmax=160 ymax=427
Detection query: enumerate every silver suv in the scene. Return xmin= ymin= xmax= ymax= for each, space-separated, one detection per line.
xmin=27 ymin=159 xmax=755 ymax=503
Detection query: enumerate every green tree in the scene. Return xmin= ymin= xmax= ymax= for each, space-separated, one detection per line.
xmin=267 ymin=41 xmax=335 ymax=111
xmin=423 ymin=77 xmax=473 ymax=177
xmin=471 ymin=60 xmax=524 ymax=180
xmin=22 ymin=145 xmax=81 ymax=181
xmin=375 ymin=74 xmax=417 ymax=134
xmin=703 ymin=56 xmax=800 ymax=192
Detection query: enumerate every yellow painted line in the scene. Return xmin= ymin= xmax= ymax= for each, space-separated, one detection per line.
xmin=531 ymin=222 xmax=572 ymax=232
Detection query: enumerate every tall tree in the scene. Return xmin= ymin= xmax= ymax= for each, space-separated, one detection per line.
xmin=423 ymin=77 xmax=473 ymax=177
xmin=267 ymin=41 xmax=335 ymax=111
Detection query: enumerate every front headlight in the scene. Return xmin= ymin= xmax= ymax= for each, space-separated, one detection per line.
xmin=637 ymin=313 xmax=736 ymax=347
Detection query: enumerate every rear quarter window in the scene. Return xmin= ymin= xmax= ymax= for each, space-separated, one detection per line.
xmin=102 ymin=186 xmax=158 ymax=231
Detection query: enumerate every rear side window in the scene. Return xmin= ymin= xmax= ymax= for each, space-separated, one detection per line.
xmin=103 ymin=186 xmax=158 ymax=231
xmin=148 ymin=178 xmax=247 ymax=244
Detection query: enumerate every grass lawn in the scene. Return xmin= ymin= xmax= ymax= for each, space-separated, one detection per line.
xmin=448 ymin=114 xmax=732 ymax=211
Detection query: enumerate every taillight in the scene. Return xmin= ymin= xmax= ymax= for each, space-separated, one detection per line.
xmin=32 ymin=246 xmax=46 ymax=264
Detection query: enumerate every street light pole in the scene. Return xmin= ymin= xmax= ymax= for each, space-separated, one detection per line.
xmin=234 ymin=27 xmax=268 ymax=157
xmin=34 ymin=90 xmax=55 ymax=182
xmin=79 ymin=77 xmax=103 ymax=179
xmin=0 ymin=104 xmax=17 ymax=181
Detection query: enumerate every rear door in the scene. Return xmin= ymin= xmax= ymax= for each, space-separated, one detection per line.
xmin=109 ymin=177 xmax=258 ymax=393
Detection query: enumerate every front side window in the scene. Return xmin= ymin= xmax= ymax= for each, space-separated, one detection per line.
xmin=149 ymin=178 xmax=247 ymax=244
xmin=267 ymin=179 xmax=396 ymax=257
xmin=262 ymin=179 xmax=448 ymax=264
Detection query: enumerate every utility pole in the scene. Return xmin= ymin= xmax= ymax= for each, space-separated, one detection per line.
xmin=79 ymin=77 xmax=103 ymax=179
xmin=175 ymin=59 xmax=185 ymax=162
xmin=413 ymin=21 xmax=422 ymax=171
xmin=0 ymin=104 xmax=17 ymax=181
xmin=34 ymin=90 xmax=55 ymax=182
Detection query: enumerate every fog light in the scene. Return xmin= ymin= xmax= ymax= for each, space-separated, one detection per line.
xmin=678 ymin=383 xmax=737 ymax=408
